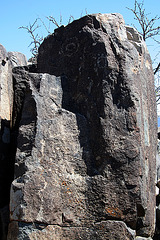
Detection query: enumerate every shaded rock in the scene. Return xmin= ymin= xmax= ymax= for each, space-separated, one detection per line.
xmin=0 ymin=46 xmax=27 ymax=207
xmin=8 ymin=13 xmax=157 ymax=239
xmin=0 ymin=44 xmax=27 ymax=240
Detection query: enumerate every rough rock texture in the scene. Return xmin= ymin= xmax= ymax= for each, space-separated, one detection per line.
xmin=7 ymin=221 xmax=135 ymax=240
xmin=0 ymin=46 xmax=27 ymax=204
xmin=0 ymin=44 xmax=27 ymax=239
xmin=7 ymin=14 xmax=157 ymax=239
xmin=8 ymin=52 xmax=28 ymax=68
xmin=155 ymin=132 xmax=160 ymax=238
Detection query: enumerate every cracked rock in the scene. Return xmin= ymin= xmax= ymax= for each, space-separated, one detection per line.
xmin=6 ymin=13 xmax=157 ymax=239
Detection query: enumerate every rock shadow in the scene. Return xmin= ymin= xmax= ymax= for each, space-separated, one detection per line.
xmin=60 ymin=74 xmax=106 ymax=177
xmin=12 ymin=67 xmax=38 ymax=179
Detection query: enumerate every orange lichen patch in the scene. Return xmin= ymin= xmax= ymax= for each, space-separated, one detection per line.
xmin=105 ymin=206 xmax=122 ymax=218
xmin=66 ymin=188 xmax=72 ymax=194
xmin=131 ymin=67 xmax=139 ymax=74
xmin=62 ymin=181 xmax=67 ymax=186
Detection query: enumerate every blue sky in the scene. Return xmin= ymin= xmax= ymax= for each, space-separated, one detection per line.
xmin=0 ymin=0 xmax=160 ymax=61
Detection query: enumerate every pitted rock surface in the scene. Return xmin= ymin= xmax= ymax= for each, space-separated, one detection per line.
xmin=7 ymin=14 xmax=157 ymax=239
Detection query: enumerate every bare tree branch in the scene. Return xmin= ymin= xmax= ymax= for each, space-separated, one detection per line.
xmin=19 ymin=19 xmax=43 ymax=59
xmin=127 ymin=0 xmax=160 ymax=41
xmin=127 ymin=0 xmax=160 ymax=104
xmin=154 ymin=63 xmax=160 ymax=75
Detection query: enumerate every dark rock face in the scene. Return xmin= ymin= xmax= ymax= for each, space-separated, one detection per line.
xmin=6 ymin=14 xmax=157 ymax=239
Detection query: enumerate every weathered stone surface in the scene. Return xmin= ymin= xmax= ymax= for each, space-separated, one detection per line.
xmin=0 ymin=47 xmax=27 ymax=123
xmin=8 ymin=52 xmax=27 ymax=68
xmin=0 ymin=44 xmax=12 ymax=123
xmin=0 ymin=44 xmax=27 ymax=240
xmin=8 ymin=13 xmax=157 ymax=239
xmin=0 ymin=47 xmax=27 ymax=200
xmin=8 ymin=220 xmax=135 ymax=240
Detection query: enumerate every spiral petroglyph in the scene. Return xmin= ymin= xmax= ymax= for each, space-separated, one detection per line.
xmin=61 ymin=37 xmax=79 ymax=56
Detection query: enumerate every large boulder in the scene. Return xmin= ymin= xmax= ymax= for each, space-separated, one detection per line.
xmin=8 ymin=14 xmax=157 ymax=239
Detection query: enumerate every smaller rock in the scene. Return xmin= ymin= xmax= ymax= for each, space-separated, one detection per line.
xmin=8 ymin=51 xmax=27 ymax=67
